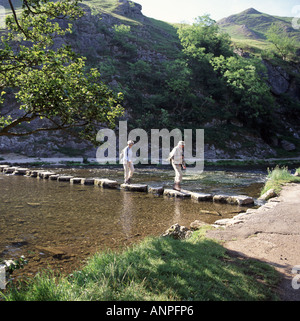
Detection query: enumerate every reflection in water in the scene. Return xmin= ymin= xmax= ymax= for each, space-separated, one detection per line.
xmin=173 ymin=199 xmax=182 ymax=223
xmin=0 ymin=167 xmax=265 ymax=279
xmin=120 ymin=191 xmax=134 ymax=238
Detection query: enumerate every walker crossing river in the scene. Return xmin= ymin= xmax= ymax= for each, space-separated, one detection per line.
xmin=0 ymin=165 xmax=255 ymax=206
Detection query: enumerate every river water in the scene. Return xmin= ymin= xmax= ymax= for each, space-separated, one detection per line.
xmin=0 ymin=167 xmax=266 ymax=280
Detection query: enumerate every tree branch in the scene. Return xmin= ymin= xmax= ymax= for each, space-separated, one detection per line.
xmin=8 ymin=0 xmax=30 ymax=39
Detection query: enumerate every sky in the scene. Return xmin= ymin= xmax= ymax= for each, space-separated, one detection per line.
xmin=134 ymin=0 xmax=300 ymax=23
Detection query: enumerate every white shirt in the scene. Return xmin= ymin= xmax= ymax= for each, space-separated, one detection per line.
xmin=120 ymin=146 xmax=133 ymax=164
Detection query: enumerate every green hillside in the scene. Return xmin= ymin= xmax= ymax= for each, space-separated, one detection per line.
xmin=1 ymin=1 xmax=300 ymax=159
xmin=217 ymin=8 xmax=300 ymax=52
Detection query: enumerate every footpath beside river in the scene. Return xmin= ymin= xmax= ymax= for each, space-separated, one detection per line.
xmin=207 ymin=183 xmax=300 ymax=301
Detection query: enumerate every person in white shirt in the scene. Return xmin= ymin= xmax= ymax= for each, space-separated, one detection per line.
xmin=120 ymin=140 xmax=135 ymax=184
xmin=168 ymin=141 xmax=186 ymax=191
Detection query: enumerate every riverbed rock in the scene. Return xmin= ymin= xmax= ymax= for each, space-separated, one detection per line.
xmin=35 ymin=246 xmax=65 ymax=259
xmin=163 ymin=189 xmax=191 ymax=198
xmin=94 ymin=178 xmax=119 ymax=189
xmin=259 ymin=188 xmax=277 ymax=201
xmin=121 ymin=183 xmax=148 ymax=192
xmin=161 ymin=223 xmax=193 ymax=239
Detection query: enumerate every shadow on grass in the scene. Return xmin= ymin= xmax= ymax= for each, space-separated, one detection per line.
xmin=2 ymin=231 xmax=280 ymax=301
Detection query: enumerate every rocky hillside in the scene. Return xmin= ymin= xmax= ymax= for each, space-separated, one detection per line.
xmin=0 ymin=1 xmax=300 ymax=160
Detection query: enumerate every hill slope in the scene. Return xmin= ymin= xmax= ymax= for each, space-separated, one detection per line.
xmin=217 ymin=7 xmax=300 ymax=52
xmin=0 ymin=1 xmax=300 ymax=160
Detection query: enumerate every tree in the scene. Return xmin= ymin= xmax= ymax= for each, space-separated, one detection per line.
xmin=266 ymin=24 xmax=298 ymax=62
xmin=177 ymin=15 xmax=233 ymax=97
xmin=0 ymin=0 xmax=124 ymax=142
xmin=211 ymin=55 xmax=275 ymax=121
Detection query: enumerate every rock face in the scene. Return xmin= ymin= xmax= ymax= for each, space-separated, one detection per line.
xmin=115 ymin=0 xmax=143 ymax=19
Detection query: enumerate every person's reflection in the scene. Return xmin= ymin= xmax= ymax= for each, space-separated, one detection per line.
xmin=120 ymin=190 xmax=134 ymax=238
xmin=173 ymin=198 xmax=182 ymax=223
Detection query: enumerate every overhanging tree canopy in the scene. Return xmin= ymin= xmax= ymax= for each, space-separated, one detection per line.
xmin=0 ymin=0 xmax=124 ymax=142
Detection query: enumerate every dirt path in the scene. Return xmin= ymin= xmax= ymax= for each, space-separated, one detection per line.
xmin=207 ymin=183 xmax=300 ymax=301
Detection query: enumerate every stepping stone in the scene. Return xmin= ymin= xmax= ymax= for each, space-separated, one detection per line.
xmin=13 ymin=168 xmax=29 ymax=175
xmin=27 ymin=170 xmax=40 ymax=177
xmin=70 ymin=178 xmax=84 ymax=184
xmin=148 ymin=186 xmax=164 ymax=195
xmin=57 ymin=175 xmax=74 ymax=182
xmin=81 ymin=178 xmax=95 ymax=185
xmin=121 ymin=184 xmax=148 ymax=192
xmin=226 ymin=195 xmax=254 ymax=206
xmin=0 ymin=165 xmax=10 ymax=172
xmin=190 ymin=192 xmax=213 ymax=202
xmin=49 ymin=174 xmax=60 ymax=180
xmin=3 ymin=167 xmax=18 ymax=174
xmin=213 ymin=194 xmax=230 ymax=203
xmin=38 ymin=171 xmax=56 ymax=179
xmin=163 ymin=189 xmax=191 ymax=198
xmin=94 ymin=178 xmax=119 ymax=189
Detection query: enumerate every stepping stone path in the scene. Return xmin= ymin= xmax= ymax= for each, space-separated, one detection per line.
xmin=0 ymin=165 xmax=255 ymax=207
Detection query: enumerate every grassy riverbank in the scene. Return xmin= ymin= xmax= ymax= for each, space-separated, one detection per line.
xmin=2 ymin=227 xmax=280 ymax=301
xmin=260 ymin=166 xmax=300 ymax=195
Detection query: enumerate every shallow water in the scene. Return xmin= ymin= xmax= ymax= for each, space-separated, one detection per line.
xmin=0 ymin=167 xmax=266 ymax=280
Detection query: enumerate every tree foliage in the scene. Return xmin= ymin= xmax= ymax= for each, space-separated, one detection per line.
xmin=0 ymin=0 xmax=124 ymax=142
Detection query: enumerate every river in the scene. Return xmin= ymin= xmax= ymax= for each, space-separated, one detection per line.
xmin=0 ymin=166 xmax=266 ymax=281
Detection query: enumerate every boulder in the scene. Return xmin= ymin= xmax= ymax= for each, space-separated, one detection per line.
xmin=259 ymin=189 xmax=277 ymax=201
xmin=161 ymin=223 xmax=193 ymax=240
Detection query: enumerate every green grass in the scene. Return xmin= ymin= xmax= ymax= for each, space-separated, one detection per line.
xmin=2 ymin=227 xmax=280 ymax=301
xmin=261 ymin=166 xmax=300 ymax=195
